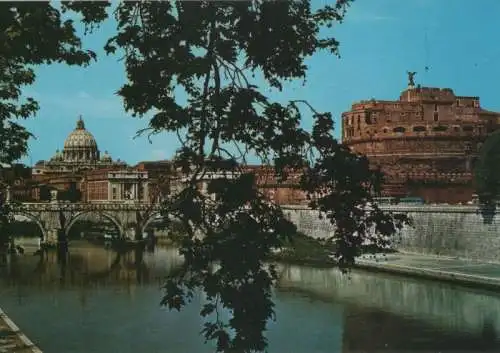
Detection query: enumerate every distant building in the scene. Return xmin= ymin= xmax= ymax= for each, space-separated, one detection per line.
xmin=243 ymin=165 xmax=307 ymax=205
xmin=36 ymin=116 xmax=126 ymax=175
xmin=0 ymin=163 xmax=38 ymax=202
xmin=83 ymin=169 xmax=148 ymax=202
xmin=10 ymin=116 xmax=141 ymax=202
xmin=133 ymin=161 xmax=308 ymax=205
xmin=135 ymin=160 xmax=175 ymax=202
xmin=342 ymin=83 xmax=500 ymax=204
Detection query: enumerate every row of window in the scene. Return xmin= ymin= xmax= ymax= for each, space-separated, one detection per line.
xmin=350 ymin=102 xmax=479 ymax=127
xmin=345 ymin=124 xmax=483 ymax=138
xmin=385 ymin=125 xmax=476 ymax=133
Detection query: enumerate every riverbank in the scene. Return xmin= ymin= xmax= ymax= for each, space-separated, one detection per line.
xmin=153 ymin=233 xmax=500 ymax=293
xmin=0 ymin=308 xmax=42 ymax=353
xmin=269 ymin=232 xmax=338 ymax=267
xmin=355 ymin=252 xmax=500 ymax=292
xmin=271 ymin=233 xmax=500 ymax=293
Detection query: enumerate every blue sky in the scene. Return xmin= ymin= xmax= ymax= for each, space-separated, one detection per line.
xmin=19 ymin=0 xmax=500 ymax=166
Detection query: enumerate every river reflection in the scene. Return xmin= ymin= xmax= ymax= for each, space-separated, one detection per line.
xmin=0 ymin=241 xmax=499 ymax=352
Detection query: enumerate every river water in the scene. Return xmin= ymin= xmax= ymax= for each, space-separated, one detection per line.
xmin=0 ymin=240 xmax=499 ymax=352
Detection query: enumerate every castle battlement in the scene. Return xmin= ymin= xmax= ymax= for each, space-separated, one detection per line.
xmin=341 ymin=83 xmax=500 ymax=204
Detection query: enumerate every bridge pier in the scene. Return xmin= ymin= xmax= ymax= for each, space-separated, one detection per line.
xmin=14 ymin=202 xmax=163 ymax=245
xmin=45 ymin=229 xmax=59 ymax=245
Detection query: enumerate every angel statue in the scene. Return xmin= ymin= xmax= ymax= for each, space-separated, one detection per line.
xmin=407 ymin=71 xmax=417 ymax=87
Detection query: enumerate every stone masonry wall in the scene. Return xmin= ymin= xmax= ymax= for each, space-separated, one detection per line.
xmin=282 ymin=205 xmax=500 ymax=263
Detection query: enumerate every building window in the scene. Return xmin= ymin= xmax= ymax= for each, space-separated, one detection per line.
xmin=112 ymin=187 xmax=117 ymax=200
xmin=462 ymin=125 xmax=474 ymax=132
xmin=433 ymin=125 xmax=448 ymax=132
xmin=393 ymin=126 xmax=406 ymax=133
xmin=138 ymin=185 xmax=144 ymax=200
xmin=413 ymin=126 xmax=426 ymax=132
xmin=434 ymin=104 xmax=438 ymax=112
xmin=433 ymin=112 xmax=439 ymax=122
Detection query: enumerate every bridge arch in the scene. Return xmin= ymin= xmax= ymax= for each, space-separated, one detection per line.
xmin=12 ymin=212 xmax=47 ymax=241
xmin=141 ymin=211 xmax=164 ymax=236
xmin=141 ymin=212 xmax=185 ymax=237
xmin=65 ymin=211 xmax=124 ymax=238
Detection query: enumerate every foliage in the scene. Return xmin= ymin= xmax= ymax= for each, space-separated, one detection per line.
xmin=1 ymin=1 xmax=410 ymax=351
xmin=0 ymin=2 xmax=109 ymax=247
xmin=57 ymin=182 xmax=82 ymax=202
xmin=0 ymin=195 xmax=14 ymax=248
xmin=474 ymin=130 xmax=500 ymax=221
xmin=269 ymin=231 xmax=338 ymax=266
xmin=103 ymin=1 xmax=409 ymax=352
xmin=38 ymin=184 xmax=51 ymax=201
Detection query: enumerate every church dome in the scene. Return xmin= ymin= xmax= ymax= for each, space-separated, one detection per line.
xmin=51 ymin=149 xmax=63 ymax=161
xmin=64 ymin=117 xmax=98 ymax=149
xmin=101 ymin=150 xmax=112 ymax=162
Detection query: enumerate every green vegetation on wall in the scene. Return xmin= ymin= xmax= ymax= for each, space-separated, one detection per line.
xmin=475 ymin=131 xmax=500 ymax=198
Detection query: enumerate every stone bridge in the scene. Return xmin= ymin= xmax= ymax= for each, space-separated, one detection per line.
xmin=13 ymin=201 xmax=500 ymax=262
xmin=13 ymin=201 xmax=164 ymax=242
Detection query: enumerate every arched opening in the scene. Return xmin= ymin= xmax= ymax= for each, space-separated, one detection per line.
xmin=142 ymin=212 xmax=187 ymax=243
xmin=142 ymin=212 xmax=163 ymax=237
xmin=65 ymin=211 xmax=123 ymax=243
xmin=11 ymin=213 xmax=46 ymax=247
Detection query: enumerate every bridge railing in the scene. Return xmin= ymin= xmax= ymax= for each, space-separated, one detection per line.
xmin=17 ymin=201 xmax=162 ymax=211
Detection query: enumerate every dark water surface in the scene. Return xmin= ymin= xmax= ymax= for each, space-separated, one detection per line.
xmin=0 ymin=240 xmax=499 ymax=353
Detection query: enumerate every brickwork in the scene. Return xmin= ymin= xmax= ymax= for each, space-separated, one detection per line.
xmin=244 ymin=165 xmax=307 ymax=205
xmin=84 ymin=168 xmax=113 ymax=202
xmin=86 ymin=180 xmax=108 ymax=201
xmin=341 ymin=86 xmax=500 ymax=203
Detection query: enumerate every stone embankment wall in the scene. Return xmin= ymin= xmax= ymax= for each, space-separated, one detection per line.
xmin=282 ymin=205 xmax=500 ymax=263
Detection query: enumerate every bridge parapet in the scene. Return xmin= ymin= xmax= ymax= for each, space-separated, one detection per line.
xmin=20 ymin=201 xmax=162 ymax=212
xmin=282 ymin=204 xmax=480 ymax=214
xmin=10 ymin=201 xmax=164 ymax=242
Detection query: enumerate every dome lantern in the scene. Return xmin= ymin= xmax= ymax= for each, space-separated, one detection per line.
xmin=62 ymin=116 xmax=99 ymax=162
xmin=76 ymin=115 xmax=85 ymax=130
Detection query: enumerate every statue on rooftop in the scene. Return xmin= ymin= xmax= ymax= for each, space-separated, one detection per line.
xmin=407 ymin=71 xmax=417 ymax=87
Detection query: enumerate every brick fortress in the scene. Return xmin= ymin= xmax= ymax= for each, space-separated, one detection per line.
xmin=342 ymin=74 xmax=500 ymax=203
xmin=6 ymin=76 xmax=500 ymax=206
